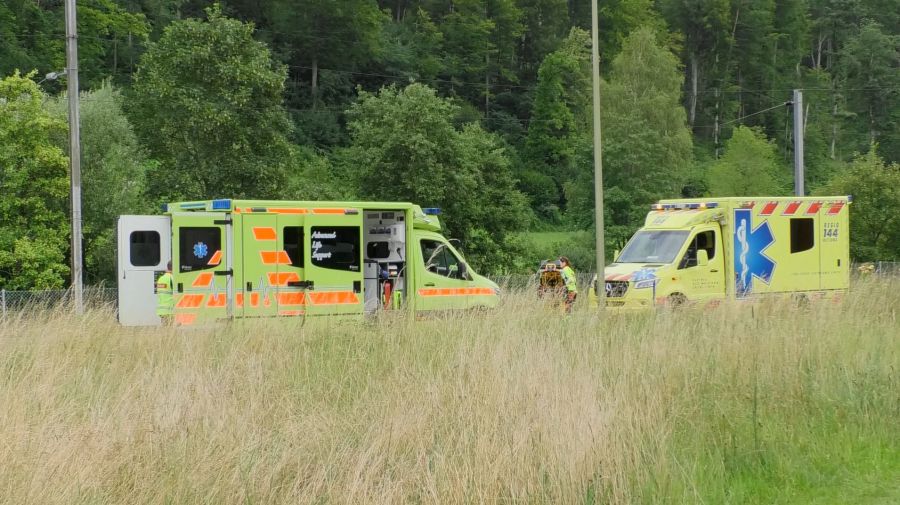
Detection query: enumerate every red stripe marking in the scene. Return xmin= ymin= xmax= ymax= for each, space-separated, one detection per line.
xmin=806 ymin=202 xmax=822 ymax=214
xmin=206 ymin=293 xmax=226 ymax=307
xmin=267 ymin=208 xmax=308 ymax=214
xmin=760 ymin=202 xmax=778 ymax=216
xmin=192 ymin=272 xmax=213 ymax=288
xmin=307 ymin=291 xmax=360 ymax=305
xmin=417 ymin=288 xmax=495 ymax=297
xmin=277 ymin=292 xmax=306 ymax=306
xmin=260 ymin=251 xmax=291 ymax=265
xmin=783 ymin=201 xmax=801 ymax=215
xmin=207 ymin=250 xmax=222 ymax=266
xmin=176 ymin=294 xmax=204 ymax=309
xmin=267 ymin=272 xmax=300 ymax=286
xmin=827 ymin=202 xmax=845 ymax=215
xmin=175 ymin=313 xmax=197 ymax=325
xmin=253 ymin=227 xmax=277 ymax=240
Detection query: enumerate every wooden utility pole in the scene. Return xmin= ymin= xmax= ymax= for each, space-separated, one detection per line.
xmin=65 ymin=0 xmax=83 ymax=313
xmin=591 ymin=0 xmax=606 ymax=309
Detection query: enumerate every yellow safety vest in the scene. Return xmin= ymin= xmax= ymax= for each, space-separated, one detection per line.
xmin=156 ymin=272 xmax=174 ymax=316
xmin=561 ymin=266 xmax=578 ymax=294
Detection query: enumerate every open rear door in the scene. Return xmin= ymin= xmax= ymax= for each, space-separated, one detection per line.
xmin=117 ymin=215 xmax=171 ymax=326
xmin=304 ymin=209 xmax=364 ymax=317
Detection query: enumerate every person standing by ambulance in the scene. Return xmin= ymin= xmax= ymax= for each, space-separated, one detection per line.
xmin=559 ymin=256 xmax=577 ymax=313
xmin=156 ymin=261 xmax=174 ymax=325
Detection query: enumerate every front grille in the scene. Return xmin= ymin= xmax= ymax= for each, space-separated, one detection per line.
xmin=605 ymin=280 xmax=629 ymax=298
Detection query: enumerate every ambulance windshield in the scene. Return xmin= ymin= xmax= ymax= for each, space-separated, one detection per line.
xmin=617 ymin=230 xmax=689 ymax=264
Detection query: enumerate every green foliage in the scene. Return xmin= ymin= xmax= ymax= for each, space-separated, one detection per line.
xmin=344 ymin=83 xmax=528 ymax=272
xmin=565 ymin=28 xmax=694 ymax=255
xmin=707 ymin=126 xmax=789 ymax=196
xmin=0 ymin=72 xmax=70 ymax=289
xmin=46 ymin=82 xmax=153 ymax=284
xmin=820 ymin=145 xmax=900 ymax=261
xmin=130 ymin=6 xmax=296 ymax=203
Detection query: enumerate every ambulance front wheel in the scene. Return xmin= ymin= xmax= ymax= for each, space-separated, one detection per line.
xmin=666 ymin=293 xmax=687 ymax=308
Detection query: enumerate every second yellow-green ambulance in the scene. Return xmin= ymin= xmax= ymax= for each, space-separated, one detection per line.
xmin=590 ymin=196 xmax=851 ymax=308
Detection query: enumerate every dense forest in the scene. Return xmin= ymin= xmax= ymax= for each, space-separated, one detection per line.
xmin=1 ymin=0 xmax=898 ymax=288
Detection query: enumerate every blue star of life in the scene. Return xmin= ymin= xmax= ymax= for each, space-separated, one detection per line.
xmin=631 ymin=268 xmax=658 ymax=289
xmin=193 ymin=241 xmax=208 ymax=259
xmin=733 ymin=209 xmax=776 ymax=297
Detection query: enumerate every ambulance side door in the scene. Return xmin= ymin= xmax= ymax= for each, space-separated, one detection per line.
xmin=676 ymin=226 xmax=726 ymax=302
xmin=304 ymin=210 xmax=364 ymax=317
xmin=415 ymin=234 xmax=470 ymax=311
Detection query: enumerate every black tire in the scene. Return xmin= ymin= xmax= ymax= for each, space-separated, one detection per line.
xmin=667 ymin=293 xmax=687 ymax=308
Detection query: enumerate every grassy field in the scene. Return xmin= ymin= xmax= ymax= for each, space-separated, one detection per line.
xmin=1 ymin=280 xmax=898 ymax=504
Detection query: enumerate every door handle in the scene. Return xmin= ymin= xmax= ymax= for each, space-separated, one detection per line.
xmin=710 ymin=269 xmax=719 ymax=273
xmin=246 ymin=282 xmax=253 ymax=292
xmin=424 ymin=282 xmax=435 ymax=287
xmin=177 ymin=283 xmax=183 ymax=293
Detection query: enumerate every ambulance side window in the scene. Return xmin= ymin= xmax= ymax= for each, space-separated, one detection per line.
xmin=283 ymin=226 xmax=304 ymax=267
xmin=310 ymin=226 xmax=360 ymax=272
xmin=790 ymin=218 xmax=815 ymax=253
xmin=421 ymin=239 xmax=463 ymax=279
xmin=679 ymin=230 xmax=716 ymax=269
xmin=129 ymin=231 xmax=160 ymax=267
xmin=179 ymin=227 xmax=221 ymax=272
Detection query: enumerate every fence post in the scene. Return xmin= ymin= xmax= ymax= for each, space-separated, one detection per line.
xmin=1 ymin=289 xmax=6 ymax=319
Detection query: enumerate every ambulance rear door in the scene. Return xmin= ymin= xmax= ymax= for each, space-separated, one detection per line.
xmin=172 ymin=212 xmax=233 ymax=325
xmin=819 ymin=200 xmax=850 ymax=290
xmin=304 ymin=209 xmax=364 ymax=317
xmin=117 ymin=215 xmax=171 ymax=326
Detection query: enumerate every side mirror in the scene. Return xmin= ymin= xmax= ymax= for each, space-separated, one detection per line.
xmin=696 ymin=249 xmax=709 ymax=267
xmin=459 ymin=262 xmax=470 ymax=280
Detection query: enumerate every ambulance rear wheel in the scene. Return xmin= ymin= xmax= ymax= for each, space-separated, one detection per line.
xmin=667 ymin=293 xmax=687 ymax=308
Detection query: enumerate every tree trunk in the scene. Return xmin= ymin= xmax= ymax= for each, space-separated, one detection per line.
xmin=689 ymin=52 xmax=699 ymax=127
xmin=311 ymin=56 xmax=318 ymax=110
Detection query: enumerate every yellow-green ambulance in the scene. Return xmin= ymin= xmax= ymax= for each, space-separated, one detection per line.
xmin=117 ymin=199 xmax=500 ymax=326
xmin=589 ymin=196 xmax=851 ymax=308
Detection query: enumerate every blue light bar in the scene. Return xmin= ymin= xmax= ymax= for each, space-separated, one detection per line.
xmin=423 ymin=207 xmax=442 ymax=215
xmin=687 ymin=203 xmax=701 ymax=209
xmin=211 ymin=199 xmax=231 ymax=210
xmin=706 ymin=202 xmax=719 ymax=208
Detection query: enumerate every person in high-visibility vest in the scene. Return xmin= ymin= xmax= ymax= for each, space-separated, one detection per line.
xmin=156 ymin=260 xmax=174 ymax=324
xmin=559 ymin=256 xmax=577 ymax=313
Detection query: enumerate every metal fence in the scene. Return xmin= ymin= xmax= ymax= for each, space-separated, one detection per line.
xmin=0 ymin=287 xmax=117 ymax=317
xmin=1 ymin=262 xmax=897 ymax=317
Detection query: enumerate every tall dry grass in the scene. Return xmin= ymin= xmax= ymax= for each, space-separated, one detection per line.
xmin=1 ymin=279 xmax=897 ymax=504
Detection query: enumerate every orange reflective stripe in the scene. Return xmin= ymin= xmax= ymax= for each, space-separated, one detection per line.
xmin=417 ymin=287 xmax=495 ymax=297
xmin=176 ymin=294 xmax=204 ymax=308
xmin=192 ymin=272 xmax=214 ymax=288
xmin=311 ymin=208 xmax=347 ymax=214
xmin=267 ymin=272 xmax=300 ymax=286
xmin=279 ymin=310 xmax=304 ymax=316
xmin=235 ymin=293 xmax=244 ymax=307
xmin=268 ymin=208 xmax=308 ymax=214
xmin=260 ymin=251 xmax=291 ymax=265
xmin=253 ymin=227 xmax=277 ymax=240
xmin=307 ymin=291 xmax=360 ymax=305
xmin=207 ymin=293 xmax=226 ymax=307
xmin=207 ymin=250 xmax=222 ymax=265
xmin=175 ymin=313 xmax=197 ymax=325
xmin=277 ymin=292 xmax=306 ymax=306
xmin=250 ymin=293 xmax=260 ymax=307
xmin=233 ymin=207 xmax=242 ymax=213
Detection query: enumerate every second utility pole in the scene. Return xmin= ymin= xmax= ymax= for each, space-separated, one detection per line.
xmin=591 ymin=0 xmax=606 ymax=309
xmin=793 ymin=89 xmax=805 ymax=197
